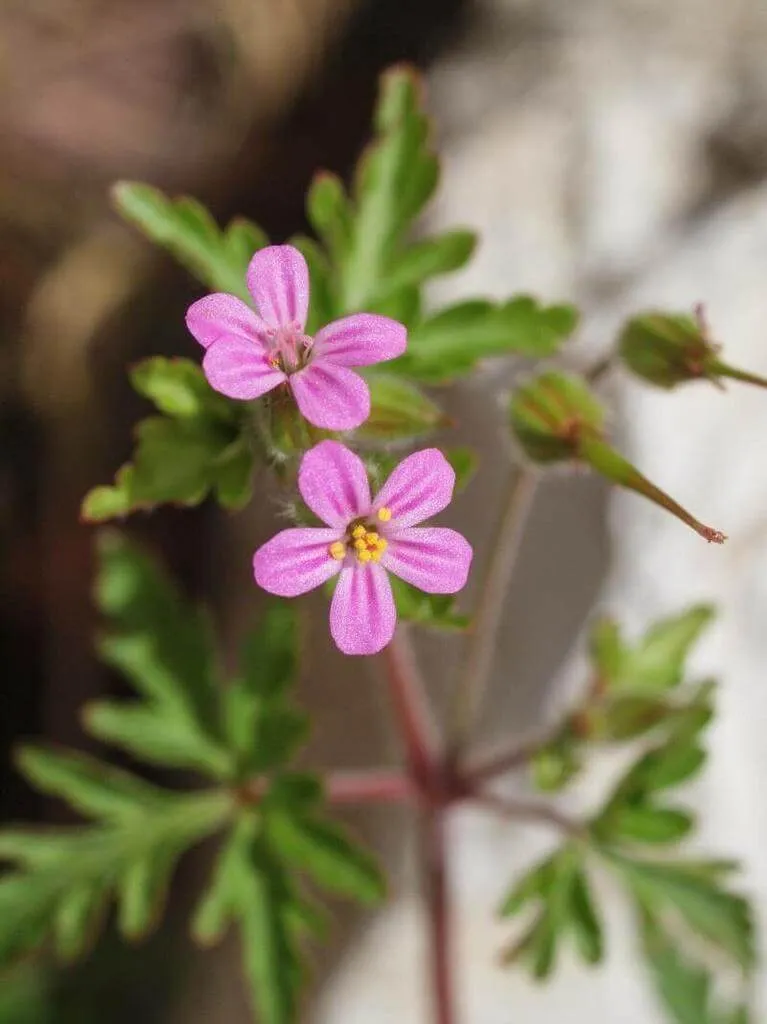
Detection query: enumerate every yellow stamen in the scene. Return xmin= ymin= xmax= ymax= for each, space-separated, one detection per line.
xmin=329 ymin=541 xmax=346 ymax=560
xmin=353 ymin=538 xmax=367 ymax=551
xmin=352 ymin=525 xmax=366 ymax=539
xmin=377 ymin=538 xmax=388 ymax=552
xmin=366 ymin=531 xmax=380 ymax=545
xmin=357 ymin=548 xmax=372 ymax=563
xmin=377 ymin=507 xmax=392 ymax=522
xmin=371 ymin=549 xmax=383 ymax=562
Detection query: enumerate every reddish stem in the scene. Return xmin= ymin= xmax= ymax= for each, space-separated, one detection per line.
xmin=380 ymin=628 xmax=439 ymax=790
xmin=420 ymin=807 xmax=455 ymax=1024
xmin=326 ymin=770 xmax=415 ymax=805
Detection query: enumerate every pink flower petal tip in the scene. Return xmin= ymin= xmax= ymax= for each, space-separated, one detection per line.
xmin=252 ymin=441 xmax=473 ymax=655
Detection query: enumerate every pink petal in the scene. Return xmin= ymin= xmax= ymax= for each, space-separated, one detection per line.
xmin=330 ymin=564 xmax=397 ymax=655
xmin=185 ymin=293 xmax=269 ymax=350
xmin=290 ymin=362 xmax=370 ymax=430
xmin=313 ymin=314 xmax=407 ymax=367
xmin=298 ymin=441 xmax=371 ymax=529
xmin=383 ymin=527 xmax=473 ymax=594
xmin=253 ymin=528 xmax=342 ymax=597
xmin=373 ymin=449 xmax=455 ymax=528
xmin=246 ymin=245 xmax=309 ymax=331
xmin=203 ymin=338 xmax=286 ymax=400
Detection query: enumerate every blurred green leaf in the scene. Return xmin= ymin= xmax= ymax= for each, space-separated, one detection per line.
xmin=640 ymin=906 xmax=751 ymax=1024
xmin=0 ymin=789 xmax=231 ymax=966
xmin=608 ymin=853 xmax=754 ymax=970
xmin=129 ymin=357 xmax=238 ymax=422
xmin=191 ymin=815 xmax=305 ymax=1024
xmin=225 ymin=604 xmax=306 ymax=779
xmin=113 ymin=182 xmax=267 ymax=301
xmin=568 ymin=866 xmax=603 ymax=965
xmin=267 ymin=810 xmax=385 ymax=906
xmin=397 ymin=299 xmax=578 ymax=383
xmin=605 ymin=606 xmax=714 ymax=693
xmin=336 ymin=68 xmax=439 ymax=314
xmin=306 ymin=173 xmax=352 ymax=266
xmin=357 ymin=373 xmax=446 ymax=441
xmin=82 ymin=359 xmax=253 ymax=521
xmin=87 ymin=531 xmax=230 ymax=776
xmin=375 ymin=230 xmax=476 ymax=298
xmin=389 ymin=575 xmax=470 ymax=631
xmin=532 ymin=741 xmax=581 ymax=793
xmin=605 ymin=805 xmax=694 ymax=845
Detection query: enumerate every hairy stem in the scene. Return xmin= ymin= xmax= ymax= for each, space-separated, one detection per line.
xmin=381 ymin=627 xmax=439 ymax=788
xmin=447 ymin=467 xmax=538 ymax=761
xmin=420 ymin=807 xmax=455 ymax=1024
xmin=326 ymin=769 xmax=414 ymax=804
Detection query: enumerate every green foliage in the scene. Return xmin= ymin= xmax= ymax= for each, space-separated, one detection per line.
xmin=591 ymin=606 xmax=715 ymax=693
xmin=358 ymin=373 xmax=447 ymax=441
xmin=0 ymin=536 xmax=384 ymax=1024
xmin=389 ymin=575 xmax=470 ymax=631
xmin=396 ymin=299 xmax=578 ymax=383
xmin=499 ymin=844 xmax=604 ymax=977
xmin=641 ymin=909 xmax=751 ymax=1024
xmin=113 ymin=182 xmax=267 ymax=302
xmin=81 ymin=358 xmax=253 ymax=520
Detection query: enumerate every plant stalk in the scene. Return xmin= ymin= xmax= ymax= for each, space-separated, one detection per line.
xmin=420 ymin=806 xmax=455 ymax=1024
xmin=381 ymin=627 xmax=439 ymax=789
xmin=446 ymin=467 xmax=538 ymax=761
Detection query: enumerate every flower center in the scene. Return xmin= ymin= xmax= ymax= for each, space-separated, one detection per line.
xmin=328 ymin=508 xmax=393 ymax=564
xmin=267 ymin=322 xmax=313 ymax=374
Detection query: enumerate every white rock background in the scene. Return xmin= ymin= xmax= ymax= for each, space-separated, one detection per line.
xmin=319 ymin=1 xmax=767 ymax=1020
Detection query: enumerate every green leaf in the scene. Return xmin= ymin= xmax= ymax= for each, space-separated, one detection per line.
xmin=531 ymin=741 xmax=581 ymax=793
xmin=267 ymin=811 xmax=385 ymax=905
xmin=389 ymin=575 xmax=470 ymax=631
xmin=306 ymin=173 xmax=352 ymax=265
xmin=129 ymin=357 xmax=238 ymax=423
xmin=640 ymin=907 xmax=751 ymax=1024
xmin=224 ymin=604 xmax=307 ymax=778
xmin=607 ymin=806 xmax=694 ymax=845
xmin=113 ymin=182 xmax=267 ymax=301
xmin=357 ymin=373 xmax=446 ymax=441
xmin=191 ymin=815 xmax=304 ymax=1024
xmin=89 ymin=532 xmax=230 ymax=778
xmin=0 ymin=790 xmax=231 ymax=967
xmin=611 ymin=606 xmax=715 ymax=693
xmin=608 ymin=854 xmax=754 ymax=970
xmin=338 ymin=68 xmax=438 ymax=314
xmin=397 ymin=299 xmax=578 ymax=383
xmin=568 ymin=866 xmax=603 ymax=965
xmin=378 ymin=230 xmax=476 ymax=297
xmin=14 ymin=745 xmax=167 ymax=822
xmin=499 ymin=853 xmax=557 ymax=917
xmin=81 ymin=412 xmax=252 ymax=521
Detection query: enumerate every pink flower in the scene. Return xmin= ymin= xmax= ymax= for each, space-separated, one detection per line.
xmin=253 ymin=441 xmax=473 ymax=655
xmin=185 ymin=245 xmax=407 ymax=430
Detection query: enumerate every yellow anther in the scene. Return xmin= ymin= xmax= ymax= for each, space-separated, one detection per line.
xmin=329 ymin=541 xmax=346 ymax=560
xmin=377 ymin=507 xmax=392 ymax=522
xmin=371 ymin=549 xmax=383 ymax=562
xmin=377 ymin=537 xmax=388 ymax=552
xmin=352 ymin=525 xmax=366 ymax=539
xmin=357 ymin=548 xmax=372 ymax=563
xmin=353 ymin=538 xmax=367 ymax=551
xmin=366 ymin=531 xmax=380 ymax=545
